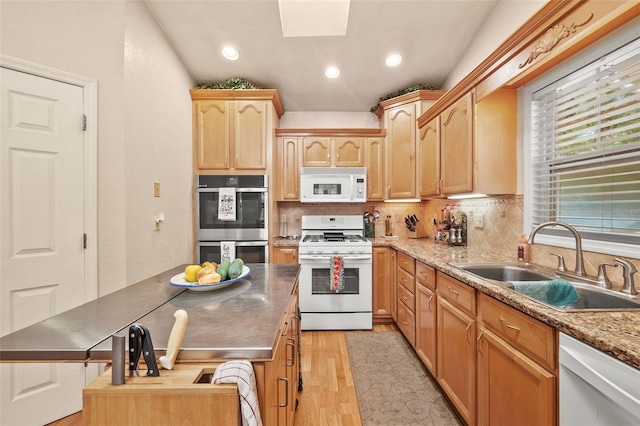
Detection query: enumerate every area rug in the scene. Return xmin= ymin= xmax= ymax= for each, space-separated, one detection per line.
xmin=345 ymin=331 xmax=462 ymax=426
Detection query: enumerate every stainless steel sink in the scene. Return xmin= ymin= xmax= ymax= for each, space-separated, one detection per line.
xmin=449 ymin=262 xmax=640 ymax=312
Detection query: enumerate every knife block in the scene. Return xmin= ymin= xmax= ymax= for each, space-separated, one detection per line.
xmin=408 ymin=222 xmax=429 ymax=239
xmin=83 ymin=363 xmax=240 ymax=426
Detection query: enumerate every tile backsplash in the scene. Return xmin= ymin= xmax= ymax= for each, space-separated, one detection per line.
xmin=277 ymin=194 xmax=638 ymax=288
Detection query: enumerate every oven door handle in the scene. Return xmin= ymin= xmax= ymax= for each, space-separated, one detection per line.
xmin=299 ymin=255 xmax=372 ymax=261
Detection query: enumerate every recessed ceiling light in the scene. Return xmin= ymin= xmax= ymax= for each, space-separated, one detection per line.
xmin=385 ymin=53 xmax=403 ymax=67
xmin=325 ymin=66 xmax=340 ymax=78
xmin=221 ymin=46 xmax=239 ymax=61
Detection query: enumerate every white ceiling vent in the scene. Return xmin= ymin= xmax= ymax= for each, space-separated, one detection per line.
xmin=278 ymin=0 xmax=350 ymax=37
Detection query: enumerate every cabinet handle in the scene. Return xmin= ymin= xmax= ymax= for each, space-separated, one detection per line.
xmin=402 ymin=320 xmax=408 ymax=326
xmin=448 ymin=287 xmax=459 ymax=296
xmin=428 ymin=295 xmax=434 ymax=311
xmin=465 ymin=322 xmax=473 ymax=345
xmin=286 ymin=338 xmax=295 ymax=367
xmin=499 ymin=317 xmax=520 ymax=332
xmin=402 ymin=295 xmax=408 ymax=301
xmin=278 ymin=377 xmax=289 ymax=407
xmin=281 ymin=320 xmax=290 ymax=336
xmin=477 ymin=331 xmax=484 ymax=356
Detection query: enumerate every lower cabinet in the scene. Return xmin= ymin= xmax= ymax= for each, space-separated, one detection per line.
xmin=415 ymin=261 xmax=437 ymax=375
xmin=272 ymin=246 xmax=298 ymax=264
xmin=436 ymin=295 xmax=476 ymax=426
xmin=476 ymin=292 xmax=556 ymax=426
xmin=263 ymin=284 xmax=300 ymax=426
xmin=391 ymin=260 xmax=558 ymax=426
xmin=372 ymin=247 xmax=394 ymax=323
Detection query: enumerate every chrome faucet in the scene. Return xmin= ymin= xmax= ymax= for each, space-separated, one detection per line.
xmin=528 ymin=221 xmax=586 ymax=277
xmin=614 ymin=258 xmax=638 ymax=295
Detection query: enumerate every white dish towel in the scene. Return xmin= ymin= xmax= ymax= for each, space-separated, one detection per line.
xmin=212 ymin=360 xmax=263 ymax=426
xmin=220 ymin=241 xmax=236 ymax=262
xmin=218 ymin=187 xmax=237 ymax=221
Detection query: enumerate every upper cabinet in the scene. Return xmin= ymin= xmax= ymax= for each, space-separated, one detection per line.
xmin=440 ymin=93 xmax=474 ymax=195
xmin=275 ymin=129 xmax=385 ymax=201
xmin=365 ymin=137 xmax=385 ymax=201
xmin=190 ymin=89 xmax=284 ymax=174
xmin=380 ymin=91 xmax=445 ymax=200
xmin=418 ymin=89 xmax=517 ymax=198
xmin=301 ymin=137 xmax=364 ymax=167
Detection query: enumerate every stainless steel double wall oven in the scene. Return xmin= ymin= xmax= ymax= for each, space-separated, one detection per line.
xmin=195 ymin=175 xmax=269 ymax=263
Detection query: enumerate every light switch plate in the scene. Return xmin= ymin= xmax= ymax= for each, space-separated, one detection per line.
xmin=154 ymin=182 xmax=160 ymax=197
xmin=474 ymin=214 xmax=484 ymax=229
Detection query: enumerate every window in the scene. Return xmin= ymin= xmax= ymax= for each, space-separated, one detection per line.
xmin=522 ymin=27 xmax=640 ymax=257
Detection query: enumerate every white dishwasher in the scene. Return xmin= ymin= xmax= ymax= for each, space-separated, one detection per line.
xmin=560 ymin=333 xmax=640 ymax=425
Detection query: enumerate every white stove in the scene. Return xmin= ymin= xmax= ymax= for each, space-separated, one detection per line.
xmin=298 ymin=215 xmax=372 ymax=330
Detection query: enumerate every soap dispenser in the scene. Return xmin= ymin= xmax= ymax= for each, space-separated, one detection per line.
xmin=517 ymin=234 xmax=530 ymax=262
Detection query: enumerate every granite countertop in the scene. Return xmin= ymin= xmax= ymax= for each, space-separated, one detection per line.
xmin=0 ymin=264 xmax=300 ymax=363
xmin=373 ymin=238 xmax=640 ymax=370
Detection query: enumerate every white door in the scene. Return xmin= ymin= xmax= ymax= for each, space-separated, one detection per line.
xmin=1 ymin=67 xmax=90 ymax=425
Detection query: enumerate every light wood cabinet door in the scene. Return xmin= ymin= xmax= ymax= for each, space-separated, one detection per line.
xmin=386 ymin=104 xmax=416 ymax=199
xmin=372 ymin=247 xmax=393 ymax=322
xmin=194 ymin=99 xmax=268 ymax=171
xmin=334 ymin=137 xmax=364 ymax=167
xmin=278 ymin=137 xmax=300 ymax=201
xmin=365 ymin=137 xmax=384 ymax=201
xmin=233 ymin=101 xmax=268 ymax=169
xmin=437 ymin=296 xmax=476 ymax=426
xmin=418 ymin=116 xmax=441 ymax=198
xmin=273 ymin=247 xmax=298 ymax=264
xmin=194 ymin=100 xmax=231 ymax=170
xmin=477 ymin=328 xmax=556 ymax=426
xmin=440 ymin=93 xmax=473 ymax=195
xmin=302 ymin=137 xmax=331 ymax=167
xmin=416 ymin=283 xmax=437 ymax=376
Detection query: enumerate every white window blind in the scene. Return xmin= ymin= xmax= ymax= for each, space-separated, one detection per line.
xmin=529 ymin=38 xmax=640 ymax=245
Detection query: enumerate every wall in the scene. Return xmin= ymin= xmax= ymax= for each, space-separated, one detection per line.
xmin=0 ymin=0 xmax=194 ymax=296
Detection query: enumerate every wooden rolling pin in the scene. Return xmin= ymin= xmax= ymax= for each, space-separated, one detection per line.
xmin=159 ymin=309 xmax=188 ymax=370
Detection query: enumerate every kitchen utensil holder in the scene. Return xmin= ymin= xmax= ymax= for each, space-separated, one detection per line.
xmin=409 ymin=222 xmax=429 ymax=239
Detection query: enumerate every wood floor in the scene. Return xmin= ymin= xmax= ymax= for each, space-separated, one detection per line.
xmin=48 ymin=324 xmax=396 ymax=426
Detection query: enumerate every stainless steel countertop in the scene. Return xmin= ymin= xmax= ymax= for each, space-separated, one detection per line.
xmin=0 ymin=267 xmax=185 ymax=362
xmin=0 ymin=264 xmax=300 ymax=363
xmin=90 ymin=263 xmax=300 ymax=362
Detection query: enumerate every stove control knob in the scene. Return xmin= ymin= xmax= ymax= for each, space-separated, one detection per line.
xmin=333 ymin=248 xmax=339 ymax=254
xmin=316 ymin=248 xmax=324 ymax=254
xmin=358 ymin=247 xmax=365 ymax=253
xmin=348 ymin=247 xmax=356 ymax=253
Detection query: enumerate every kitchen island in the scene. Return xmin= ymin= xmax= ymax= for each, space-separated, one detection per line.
xmin=1 ymin=263 xmax=301 ymax=426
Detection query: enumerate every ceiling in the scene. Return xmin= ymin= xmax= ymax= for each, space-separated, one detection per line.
xmin=145 ymin=0 xmax=500 ymax=112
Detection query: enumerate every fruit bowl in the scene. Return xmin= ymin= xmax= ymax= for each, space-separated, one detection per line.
xmin=169 ymin=265 xmax=251 ymax=292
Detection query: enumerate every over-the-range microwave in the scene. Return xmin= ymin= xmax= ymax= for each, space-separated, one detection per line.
xmin=300 ymin=167 xmax=367 ymax=203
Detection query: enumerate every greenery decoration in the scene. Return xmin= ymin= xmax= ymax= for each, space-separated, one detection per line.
xmin=370 ymin=83 xmax=436 ymax=113
xmin=195 ymin=77 xmax=261 ymax=90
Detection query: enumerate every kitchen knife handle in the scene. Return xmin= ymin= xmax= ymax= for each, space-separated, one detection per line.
xmin=128 ymin=325 xmax=143 ymax=375
xmin=159 ymin=309 xmax=188 ymax=370
xmin=139 ymin=325 xmax=160 ymax=377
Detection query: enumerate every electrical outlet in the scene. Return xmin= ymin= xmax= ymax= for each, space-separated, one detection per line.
xmin=474 ymin=214 xmax=484 ymax=229
xmin=154 ymin=182 xmax=160 ymax=197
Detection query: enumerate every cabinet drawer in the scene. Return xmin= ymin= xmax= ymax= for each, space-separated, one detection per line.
xmin=397 ymin=252 xmax=415 ymax=275
xmin=398 ymin=268 xmax=415 ymax=293
xmin=416 ymin=262 xmax=435 ymax=290
xmin=478 ymin=293 xmax=556 ymax=371
xmin=398 ymin=284 xmax=415 ymax=313
xmin=436 ymin=271 xmax=475 ymax=316
xmin=397 ymin=300 xmax=416 ymax=347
